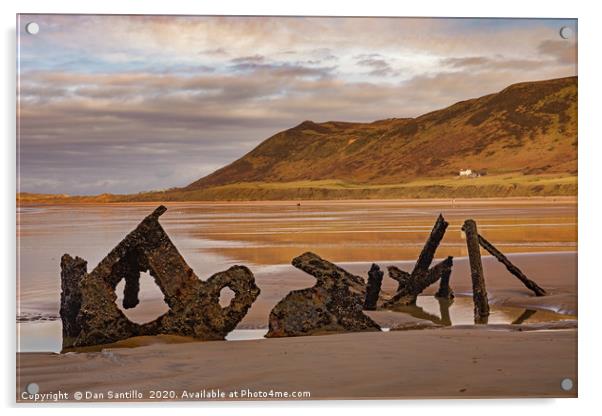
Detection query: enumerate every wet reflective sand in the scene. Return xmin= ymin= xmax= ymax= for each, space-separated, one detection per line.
xmin=17 ymin=198 xmax=577 ymax=350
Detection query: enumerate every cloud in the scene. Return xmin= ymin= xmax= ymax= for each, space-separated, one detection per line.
xmin=440 ymin=55 xmax=546 ymax=71
xmin=356 ymin=56 xmax=399 ymax=77
xmin=17 ymin=15 xmax=577 ymax=194
xmin=200 ymin=47 xmax=228 ymax=56
xmin=441 ymin=56 xmax=490 ymax=67
xmin=538 ymin=39 xmax=577 ymax=65
xmin=230 ymin=54 xmax=266 ymax=64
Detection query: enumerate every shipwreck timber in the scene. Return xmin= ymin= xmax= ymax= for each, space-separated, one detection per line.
xmin=383 ymin=214 xmax=454 ymax=308
xmin=477 ymin=233 xmax=546 ymax=296
xmin=363 ymin=263 xmax=384 ymax=310
xmin=462 ymin=219 xmax=490 ymax=324
xmin=60 ymin=205 xmax=260 ymax=349
xmin=266 ymin=252 xmax=381 ymax=337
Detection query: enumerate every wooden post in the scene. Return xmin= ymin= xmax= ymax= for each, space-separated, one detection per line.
xmin=435 ymin=257 xmax=454 ymax=299
xmin=477 ymin=234 xmax=546 ymax=296
xmin=383 ymin=215 xmax=451 ymax=308
xmin=411 ymin=214 xmax=449 ymax=278
xmin=437 ymin=298 xmax=453 ymax=326
xmin=384 ymin=256 xmax=453 ymax=307
xmin=462 ymin=219 xmax=489 ymax=324
xmin=364 ymin=263 xmax=383 ymax=310
xmin=388 ymin=267 xmax=411 ymax=292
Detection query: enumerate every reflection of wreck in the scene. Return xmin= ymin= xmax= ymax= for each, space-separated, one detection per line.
xmin=60 ymin=206 xmax=260 ymax=349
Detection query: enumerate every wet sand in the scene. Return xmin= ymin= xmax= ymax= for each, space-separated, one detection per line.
xmin=17 ymin=198 xmax=577 ymax=323
xmin=16 ymin=198 xmax=578 ymax=400
xmin=236 ymin=251 xmax=578 ymax=330
xmin=18 ymin=251 xmax=577 ymax=400
xmin=17 ymin=328 xmax=577 ymax=401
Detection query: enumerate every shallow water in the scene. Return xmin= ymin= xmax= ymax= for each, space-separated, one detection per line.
xmin=16 ymin=200 xmax=577 ymax=351
xmin=16 ymin=322 xmax=271 ymax=352
xmin=17 ymin=295 xmax=575 ymax=353
xmin=414 ymin=295 xmax=574 ymax=325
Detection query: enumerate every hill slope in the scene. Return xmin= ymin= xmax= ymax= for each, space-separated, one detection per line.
xmin=18 ymin=77 xmax=578 ymax=203
xmin=183 ymin=76 xmax=577 ymax=195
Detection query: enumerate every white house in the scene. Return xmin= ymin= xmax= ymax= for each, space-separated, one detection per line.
xmin=459 ymin=169 xmax=473 ymax=177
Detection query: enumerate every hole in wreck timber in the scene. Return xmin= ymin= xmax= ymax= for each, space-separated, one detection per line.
xmin=219 ymin=286 xmax=236 ymax=308
xmin=115 ymin=272 xmax=170 ymax=324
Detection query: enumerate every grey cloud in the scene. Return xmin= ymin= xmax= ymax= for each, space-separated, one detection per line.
xmin=441 ymin=56 xmax=490 ymax=67
xmin=357 ymin=58 xmax=389 ymax=69
xmin=230 ymin=54 xmax=266 ymax=64
xmin=356 ymin=57 xmax=399 ymax=77
xmin=200 ymin=47 xmax=228 ymax=56
xmin=441 ymin=55 xmax=546 ymax=71
xmin=228 ymin=61 xmax=336 ymax=79
xmin=353 ymin=53 xmax=382 ymax=60
xmin=538 ymin=40 xmax=577 ymax=65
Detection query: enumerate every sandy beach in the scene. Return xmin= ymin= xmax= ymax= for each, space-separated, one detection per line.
xmin=17 ymin=327 xmax=577 ymax=401
xmin=16 ymin=199 xmax=578 ymax=401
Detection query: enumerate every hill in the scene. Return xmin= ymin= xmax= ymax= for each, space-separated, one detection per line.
xmin=185 ymin=76 xmax=576 ymax=190
xmin=19 ymin=77 xmax=577 ymax=203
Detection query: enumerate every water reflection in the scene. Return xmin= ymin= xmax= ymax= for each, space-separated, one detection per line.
xmin=511 ymin=309 xmax=538 ymax=325
xmin=392 ymin=298 xmax=454 ymax=326
xmin=406 ymin=296 xmax=574 ymax=326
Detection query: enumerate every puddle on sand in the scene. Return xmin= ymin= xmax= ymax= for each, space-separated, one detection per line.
xmin=409 ymin=295 xmax=576 ymax=326
xmin=17 ymin=297 xmax=575 ymax=353
xmin=17 ymin=321 xmax=270 ymax=353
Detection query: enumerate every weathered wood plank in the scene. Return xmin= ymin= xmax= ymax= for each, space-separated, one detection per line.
xmin=364 ymin=263 xmax=384 ymax=310
xmin=462 ymin=219 xmax=490 ymax=324
xmin=477 ymin=234 xmax=546 ymax=296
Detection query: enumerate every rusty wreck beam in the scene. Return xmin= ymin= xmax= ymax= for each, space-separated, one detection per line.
xmin=434 ymin=256 xmax=454 ymax=299
xmin=387 ymin=266 xmax=411 ymax=292
xmin=384 ymin=256 xmax=453 ymax=307
xmin=462 ymin=219 xmax=489 ymax=324
xmin=291 ymin=251 xmax=367 ymax=295
xmin=477 ymin=234 xmax=546 ymax=297
xmin=411 ymin=214 xmax=449 ymax=278
xmin=364 ymin=263 xmax=384 ymax=310
xmin=383 ymin=214 xmax=452 ymax=308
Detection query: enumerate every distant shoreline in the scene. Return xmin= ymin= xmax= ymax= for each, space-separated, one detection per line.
xmin=16 ymin=195 xmax=578 ymax=206
xmin=17 ymin=173 xmax=577 ymax=204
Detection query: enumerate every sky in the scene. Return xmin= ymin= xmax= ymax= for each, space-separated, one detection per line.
xmin=17 ymin=15 xmax=577 ymax=195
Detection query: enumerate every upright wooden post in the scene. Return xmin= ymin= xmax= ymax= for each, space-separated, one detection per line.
xmin=435 ymin=257 xmax=454 ymax=299
xmin=364 ymin=263 xmax=383 ymax=310
xmin=437 ymin=298 xmax=453 ymax=326
xmin=462 ymin=219 xmax=489 ymax=324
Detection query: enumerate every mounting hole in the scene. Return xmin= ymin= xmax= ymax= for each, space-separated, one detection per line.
xmin=25 ymin=22 xmax=40 ymax=35
xmin=560 ymin=378 xmax=574 ymax=391
xmin=26 ymin=383 xmax=39 ymax=394
xmin=559 ymin=26 xmax=573 ymax=40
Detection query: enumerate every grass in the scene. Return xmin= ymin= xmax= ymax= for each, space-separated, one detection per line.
xmin=207 ymin=173 xmax=577 ymax=190
xmin=17 ymin=174 xmax=577 ymax=203
xmin=123 ymin=173 xmax=579 ymax=202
